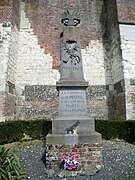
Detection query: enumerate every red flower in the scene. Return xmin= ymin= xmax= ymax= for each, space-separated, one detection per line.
xmin=68 ymin=166 xmax=72 ymax=170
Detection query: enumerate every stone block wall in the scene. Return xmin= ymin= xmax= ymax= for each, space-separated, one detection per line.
xmin=0 ymin=23 xmax=14 ymax=121
xmin=21 ymin=85 xmax=58 ymax=120
xmin=86 ymin=85 xmax=109 ymax=119
xmin=4 ymin=93 xmax=16 ymax=120
xmin=0 ymin=0 xmax=19 ymax=121
xmin=105 ymin=0 xmax=124 ymax=83
xmin=0 ymin=92 xmax=5 ymax=122
xmin=103 ymin=0 xmax=126 ymax=119
xmin=17 ymin=84 xmax=109 ymax=120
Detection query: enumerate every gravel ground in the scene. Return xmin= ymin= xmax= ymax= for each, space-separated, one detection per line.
xmin=16 ymin=140 xmax=135 ymax=180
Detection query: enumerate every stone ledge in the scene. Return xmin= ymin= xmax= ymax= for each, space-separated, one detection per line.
xmin=56 ymin=80 xmax=88 ymax=90
xmin=46 ymin=132 xmax=102 ymax=145
xmin=52 ymin=118 xmax=95 ymax=134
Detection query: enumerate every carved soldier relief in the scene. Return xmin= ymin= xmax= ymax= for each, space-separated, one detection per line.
xmin=60 ymin=10 xmax=84 ymax=80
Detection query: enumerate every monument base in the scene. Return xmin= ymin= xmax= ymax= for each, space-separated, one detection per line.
xmin=46 ymin=131 xmax=102 ymax=144
xmin=45 ymin=132 xmax=103 ymax=177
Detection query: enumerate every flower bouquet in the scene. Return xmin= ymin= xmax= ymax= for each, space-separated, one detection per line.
xmin=61 ymin=152 xmax=80 ymax=170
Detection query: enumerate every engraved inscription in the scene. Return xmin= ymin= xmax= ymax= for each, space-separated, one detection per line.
xmin=58 ymin=90 xmax=87 ymax=116
xmin=61 ymin=66 xmax=82 ymax=71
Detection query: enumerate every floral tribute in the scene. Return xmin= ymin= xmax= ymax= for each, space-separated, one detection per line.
xmin=61 ymin=152 xmax=80 ymax=170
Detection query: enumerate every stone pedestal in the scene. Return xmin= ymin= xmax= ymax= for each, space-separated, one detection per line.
xmin=46 ymin=81 xmax=102 ymax=176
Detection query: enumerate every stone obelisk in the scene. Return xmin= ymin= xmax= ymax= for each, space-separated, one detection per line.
xmin=46 ymin=10 xmax=102 ymax=176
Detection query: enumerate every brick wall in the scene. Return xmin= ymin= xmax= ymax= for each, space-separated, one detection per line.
xmin=24 ymin=0 xmax=103 ymax=70
xmin=0 ymin=0 xmax=13 ymax=23
xmin=46 ymin=143 xmax=102 ymax=176
xmin=12 ymin=0 xmax=20 ymax=29
xmin=117 ymin=0 xmax=135 ymax=23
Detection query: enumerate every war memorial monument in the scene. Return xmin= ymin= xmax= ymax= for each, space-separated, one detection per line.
xmin=46 ymin=10 xmax=102 ymax=177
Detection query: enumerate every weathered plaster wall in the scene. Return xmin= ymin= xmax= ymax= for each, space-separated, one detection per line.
xmin=0 ymin=0 xmax=14 ymax=121
xmin=0 ymin=25 xmax=7 ymax=121
xmin=0 ymin=23 xmax=15 ymax=121
xmin=120 ymin=25 xmax=135 ymax=119
xmin=15 ymin=1 xmax=60 ymax=120
xmin=116 ymin=0 xmax=135 ymax=119
xmin=0 ymin=0 xmax=20 ymax=121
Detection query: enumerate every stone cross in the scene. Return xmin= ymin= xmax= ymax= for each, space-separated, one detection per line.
xmin=60 ymin=10 xmax=84 ymax=80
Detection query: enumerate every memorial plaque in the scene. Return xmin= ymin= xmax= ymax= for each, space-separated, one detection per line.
xmin=58 ymin=90 xmax=87 ymax=116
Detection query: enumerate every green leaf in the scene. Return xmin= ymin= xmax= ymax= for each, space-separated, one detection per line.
xmin=14 ymin=154 xmax=21 ymax=167
xmin=0 ymin=168 xmax=8 ymax=180
xmin=12 ymin=163 xmax=20 ymax=177
xmin=0 ymin=145 xmax=26 ymax=180
xmin=6 ymin=157 xmax=13 ymax=169
xmin=0 ymin=166 xmax=6 ymax=174
xmin=8 ymin=172 xmax=12 ymax=180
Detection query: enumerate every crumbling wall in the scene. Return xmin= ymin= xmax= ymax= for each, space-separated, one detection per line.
xmin=117 ymin=0 xmax=135 ymax=119
xmin=0 ymin=0 xmax=16 ymax=121
xmin=104 ymin=0 xmax=126 ymax=119
xmin=15 ymin=0 xmax=110 ymax=120
xmin=1 ymin=0 xmax=135 ymax=120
